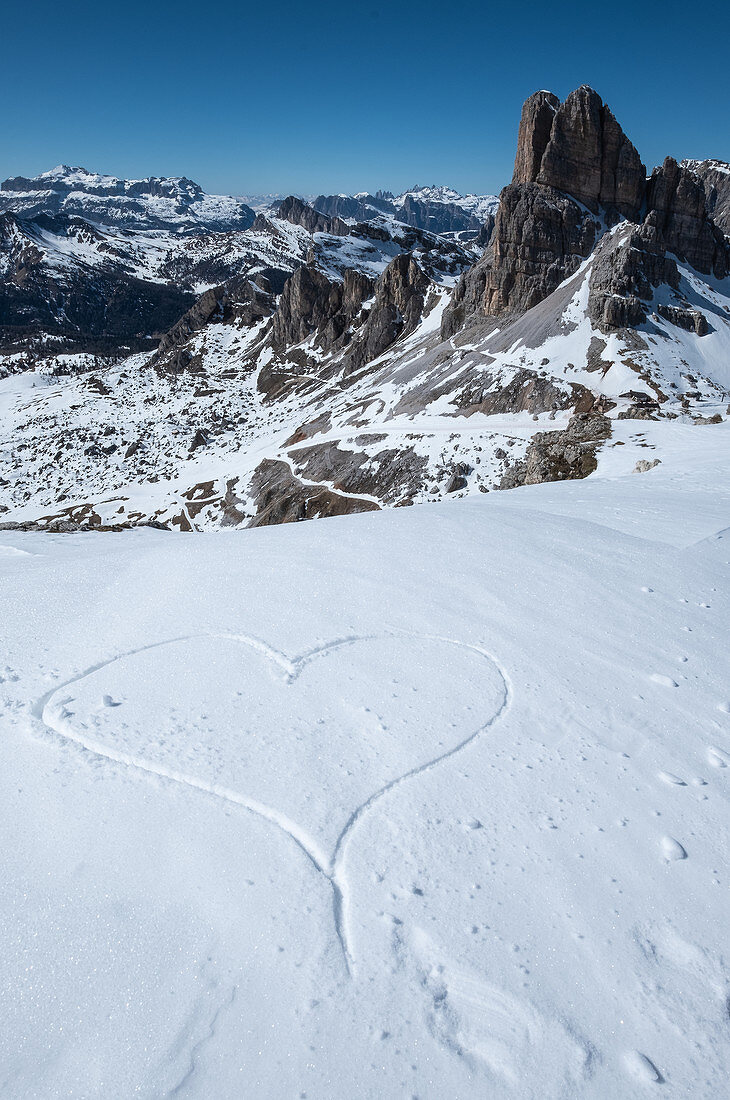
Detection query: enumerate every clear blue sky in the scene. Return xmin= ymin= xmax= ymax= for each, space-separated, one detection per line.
xmin=4 ymin=0 xmax=728 ymax=198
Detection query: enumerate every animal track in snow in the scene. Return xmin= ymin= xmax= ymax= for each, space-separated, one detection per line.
xmin=658 ymin=772 xmax=686 ymax=786
xmin=625 ymin=1050 xmax=664 ymax=1083
xmin=34 ymin=630 xmax=511 ymax=975
xmin=410 ymin=929 xmax=591 ymax=1088
xmin=650 ymin=674 xmax=678 ymax=688
xmin=707 ymin=747 xmax=729 ymax=768
xmin=660 ymin=836 xmax=688 ymax=861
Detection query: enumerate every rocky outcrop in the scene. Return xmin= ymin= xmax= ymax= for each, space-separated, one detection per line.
xmin=456 ymin=368 xmax=580 ymax=416
xmin=656 ymin=303 xmax=708 ymax=335
xmin=683 ymin=160 xmax=730 ymax=235
xmin=500 ymin=413 xmax=611 ymax=488
xmin=586 ymin=224 xmax=680 ymax=331
xmin=512 ymin=91 xmax=561 ymax=186
xmin=445 ymin=85 xmax=728 ymax=337
xmin=484 ymin=183 xmax=599 ymax=314
xmin=644 ymin=158 xmax=728 ymax=278
xmin=248 ymin=459 xmax=379 ymax=526
xmin=289 ymin=439 xmax=428 ymax=505
xmin=443 ymin=183 xmax=598 ymax=334
xmin=152 ymin=279 xmax=274 ymax=373
xmin=344 ymin=253 xmax=430 ymax=375
xmin=270 ymin=265 xmax=374 ymax=351
xmin=277 ymin=196 xmax=349 ymax=236
xmin=513 ymin=86 xmax=645 ymax=219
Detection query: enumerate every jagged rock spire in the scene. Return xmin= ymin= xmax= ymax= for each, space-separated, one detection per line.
xmin=513 ymin=85 xmax=646 ymax=219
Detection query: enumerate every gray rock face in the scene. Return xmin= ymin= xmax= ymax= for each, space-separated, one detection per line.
xmin=344 ymin=253 xmax=430 ymax=375
xmin=456 ymin=368 xmax=581 ymax=417
xmin=270 ymin=265 xmax=374 ymax=352
xmin=514 ymin=86 xmax=645 ymax=219
xmin=500 ymin=413 xmax=611 ymax=488
xmin=656 ymin=303 xmax=708 ymax=335
xmin=248 ymin=459 xmax=379 ymax=526
xmin=277 ymin=196 xmax=349 ymax=236
xmin=683 ymin=160 xmax=730 ymax=235
xmin=586 ymin=225 xmax=680 ymax=331
xmin=512 ymin=91 xmax=560 ymax=185
xmin=443 ymin=182 xmax=598 ymax=334
xmin=644 ymin=158 xmax=728 ymax=278
xmin=484 ymin=183 xmax=599 ymax=315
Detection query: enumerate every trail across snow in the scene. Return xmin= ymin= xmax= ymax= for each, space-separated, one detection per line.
xmin=0 ymin=442 xmax=728 ymax=1097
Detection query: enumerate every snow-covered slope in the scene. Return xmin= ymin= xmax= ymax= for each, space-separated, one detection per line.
xmin=2 ymin=238 xmax=727 ymax=531
xmin=0 ymin=441 xmax=728 ymax=1097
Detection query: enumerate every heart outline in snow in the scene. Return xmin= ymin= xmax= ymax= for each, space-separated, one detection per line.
xmin=35 ymin=631 xmax=511 ymax=972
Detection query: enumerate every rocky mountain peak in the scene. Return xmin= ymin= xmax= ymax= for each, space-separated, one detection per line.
xmin=513 ymin=84 xmax=645 ymax=219
xmin=512 ymin=90 xmax=560 ymax=185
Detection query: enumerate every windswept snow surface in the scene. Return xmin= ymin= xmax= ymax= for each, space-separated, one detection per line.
xmin=1 ymin=445 xmax=729 ymax=1097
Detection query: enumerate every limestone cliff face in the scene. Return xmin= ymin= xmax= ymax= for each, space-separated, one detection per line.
xmin=683 ymin=159 xmax=730 ymax=235
xmin=277 ymin=196 xmax=349 ymax=237
xmin=343 ymin=253 xmax=430 ymax=375
xmin=524 ymin=86 xmax=646 ymax=220
xmin=443 ymin=85 xmax=729 ymax=337
xmin=512 ymin=91 xmax=560 ymax=186
xmin=270 ymin=265 xmax=374 ymax=351
xmin=644 ymin=158 xmax=728 ymax=278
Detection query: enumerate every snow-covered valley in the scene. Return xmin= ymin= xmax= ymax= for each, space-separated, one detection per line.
xmin=1 ymin=435 xmax=728 ymax=1097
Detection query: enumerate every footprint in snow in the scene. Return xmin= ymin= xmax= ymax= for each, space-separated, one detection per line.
xmin=661 ymin=836 xmax=687 ymax=861
xmin=658 ymin=772 xmax=686 ymax=787
xmin=650 ymin=674 xmax=678 ymax=688
xmin=625 ymin=1050 xmax=664 ymax=1083
xmin=707 ymin=747 xmax=729 ymax=768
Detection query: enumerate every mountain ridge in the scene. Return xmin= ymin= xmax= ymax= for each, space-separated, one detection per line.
xmin=1 ymin=86 xmax=728 ymax=532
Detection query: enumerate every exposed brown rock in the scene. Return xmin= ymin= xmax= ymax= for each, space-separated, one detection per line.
xmin=512 ymin=91 xmax=560 ymax=185
xmin=344 ymin=253 xmax=429 ymax=375
xmin=644 ymin=157 xmax=728 ymax=278
xmin=515 ymin=86 xmax=645 ymax=219
xmin=248 ymin=459 xmax=379 ymax=526
xmin=277 ymin=196 xmax=349 ymax=236
xmin=499 ymin=412 xmax=611 ymax=488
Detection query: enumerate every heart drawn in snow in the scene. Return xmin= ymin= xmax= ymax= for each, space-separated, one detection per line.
xmin=43 ymin=633 xmax=507 ymax=868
